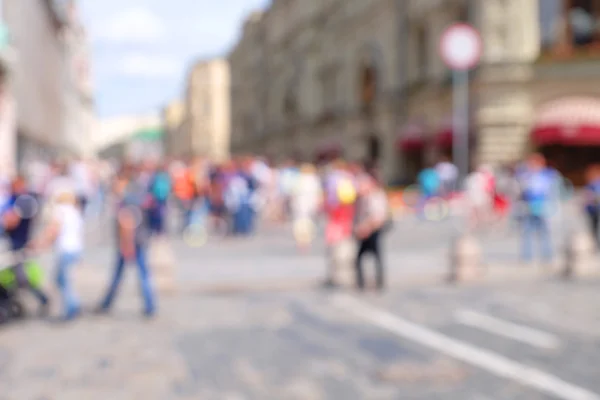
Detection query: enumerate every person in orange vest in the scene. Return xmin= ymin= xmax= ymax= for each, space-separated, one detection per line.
xmin=172 ymin=162 xmax=196 ymax=233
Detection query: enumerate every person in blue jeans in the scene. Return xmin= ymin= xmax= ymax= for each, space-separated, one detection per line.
xmin=32 ymin=191 xmax=83 ymax=321
xmin=147 ymin=164 xmax=171 ymax=236
xmin=97 ymin=168 xmax=156 ymax=317
xmin=519 ymin=153 xmax=558 ymax=263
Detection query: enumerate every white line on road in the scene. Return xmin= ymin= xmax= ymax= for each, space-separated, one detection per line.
xmin=332 ymin=294 xmax=600 ymax=400
xmin=454 ymin=309 xmax=561 ymax=350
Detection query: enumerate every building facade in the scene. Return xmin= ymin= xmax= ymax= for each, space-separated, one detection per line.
xmin=4 ymin=0 xmax=95 ymax=166
xmin=162 ymin=100 xmax=187 ymax=158
xmin=231 ymin=0 xmax=600 ymax=185
xmin=181 ymin=58 xmax=231 ymax=161
xmin=61 ymin=0 xmax=96 ymax=157
xmin=229 ymin=0 xmax=406 ymax=181
xmin=0 ymin=11 xmax=17 ymax=177
xmin=229 ymin=11 xmax=268 ymax=156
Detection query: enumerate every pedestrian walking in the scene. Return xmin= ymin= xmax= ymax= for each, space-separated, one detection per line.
xmin=31 ymin=191 xmax=83 ymax=321
xmin=354 ymin=174 xmax=388 ymax=291
xmin=291 ymin=163 xmax=322 ymax=250
xmin=96 ymin=166 xmax=156 ymax=317
xmin=322 ymin=160 xmax=357 ymax=288
xmin=583 ymin=163 xmax=600 ymax=248
xmin=147 ymin=162 xmax=171 ymax=237
xmin=1 ymin=176 xmax=49 ymax=315
xmin=518 ymin=153 xmax=559 ymax=263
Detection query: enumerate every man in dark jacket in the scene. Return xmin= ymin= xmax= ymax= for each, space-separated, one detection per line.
xmin=2 ymin=176 xmax=50 ymax=313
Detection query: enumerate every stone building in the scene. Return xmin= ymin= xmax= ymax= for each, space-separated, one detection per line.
xmin=180 ymin=58 xmax=231 ymax=161
xmin=162 ymin=100 xmax=187 ymax=158
xmin=231 ymin=0 xmax=600 ymax=185
xmin=229 ymin=0 xmax=408 ymax=181
xmin=4 ymin=0 xmax=95 ymax=166
xmin=229 ymin=11 xmax=269 ymax=156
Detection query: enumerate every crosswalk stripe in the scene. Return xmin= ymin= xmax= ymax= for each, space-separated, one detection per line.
xmin=333 ymin=294 xmax=600 ymax=400
xmin=454 ymin=309 xmax=561 ymax=350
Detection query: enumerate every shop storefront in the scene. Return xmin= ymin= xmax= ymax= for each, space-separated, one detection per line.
xmin=531 ymin=97 xmax=600 ymax=186
xmin=396 ymin=122 xmax=427 ymax=183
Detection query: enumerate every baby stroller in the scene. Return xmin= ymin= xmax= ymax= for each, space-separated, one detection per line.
xmin=0 ymin=252 xmax=44 ymax=325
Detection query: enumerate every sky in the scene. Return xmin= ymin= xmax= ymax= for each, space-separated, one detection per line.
xmin=79 ymin=0 xmax=270 ymax=118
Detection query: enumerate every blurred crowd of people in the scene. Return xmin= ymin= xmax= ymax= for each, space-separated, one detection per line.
xmin=3 ymin=150 xmax=600 ymax=323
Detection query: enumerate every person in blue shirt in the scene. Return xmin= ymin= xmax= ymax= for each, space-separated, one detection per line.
xmin=1 ymin=176 xmax=49 ymax=314
xmin=418 ymin=163 xmax=441 ymax=199
xmin=417 ymin=163 xmax=440 ymax=217
xmin=519 ymin=153 xmax=558 ymax=263
xmin=147 ymin=162 xmax=171 ymax=237
xmin=584 ymin=164 xmax=600 ymax=248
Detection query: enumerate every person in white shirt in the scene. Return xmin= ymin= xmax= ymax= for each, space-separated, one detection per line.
xmin=32 ymin=191 xmax=84 ymax=321
xmin=291 ymin=163 xmax=322 ymax=250
xmin=463 ymin=165 xmax=494 ymax=230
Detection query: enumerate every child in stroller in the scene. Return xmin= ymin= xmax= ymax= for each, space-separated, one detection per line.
xmin=0 ymin=254 xmax=44 ymax=324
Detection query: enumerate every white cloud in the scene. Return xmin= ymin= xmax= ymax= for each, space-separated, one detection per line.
xmin=94 ymin=7 xmax=166 ymax=44
xmin=116 ymin=53 xmax=181 ymax=78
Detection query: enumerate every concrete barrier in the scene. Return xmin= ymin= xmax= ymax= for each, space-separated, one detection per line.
xmin=448 ymin=234 xmax=483 ymax=283
xmin=148 ymin=238 xmax=176 ymax=294
xmin=327 ymin=239 xmax=356 ymax=288
xmin=563 ymin=232 xmax=597 ymax=278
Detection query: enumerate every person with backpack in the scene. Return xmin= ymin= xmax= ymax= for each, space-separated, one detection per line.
xmin=322 ymin=160 xmax=357 ymax=288
xmin=354 ymin=173 xmax=389 ymax=290
xmin=147 ymin=162 xmax=171 ymax=237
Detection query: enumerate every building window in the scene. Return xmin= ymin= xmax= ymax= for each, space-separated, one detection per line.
xmin=458 ymin=4 xmax=469 ymax=22
xmin=360 ymin=64 xmax=377 ymax=111
xmin=541 ymin=0 xmax=600 ymax=53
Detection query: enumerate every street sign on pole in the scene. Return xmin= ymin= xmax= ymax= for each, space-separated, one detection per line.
xmin=440 ymin=23 xmax=482 ymax=181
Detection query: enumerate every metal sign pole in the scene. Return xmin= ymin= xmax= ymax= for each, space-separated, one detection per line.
xmin=452 ymin=69 xmax=469 ymax=181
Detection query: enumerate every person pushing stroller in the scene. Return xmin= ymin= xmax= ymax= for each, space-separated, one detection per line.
xmin=1 ymin=176 xmax=50 ymax=316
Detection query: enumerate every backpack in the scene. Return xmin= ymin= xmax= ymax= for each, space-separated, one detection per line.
xmin=151 ymin=172 xmax=171 ymax=202
xmin=337 ymin=177 xmax=357 ymax=205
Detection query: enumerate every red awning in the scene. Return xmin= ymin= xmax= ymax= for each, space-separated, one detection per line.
xmin=396 ymin=122 xmax=426 ymax=152
xmin=532 ymin=97 xmax=600 ymax=146
xmin=316 ymin=142 xmax=342 ymax=158
xmin=435 ymin=128 xmax=453 ymax=147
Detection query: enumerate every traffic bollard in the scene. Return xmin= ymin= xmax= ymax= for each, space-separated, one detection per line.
xmin=328 ymin=239 xmax=356 ymax=288
xmin=563 ymin=232 xmax=597 ymax=279
xmin=448 ymin=234 xmax=483 ymax=283
xmin=149 ymin=238 xmax=176 ymax=294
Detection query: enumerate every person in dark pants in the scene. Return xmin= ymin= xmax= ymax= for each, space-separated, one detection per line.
xmin=2 ymin=176 xmax=50 ymax=314
xmin=353 ymin=174 xmax=388 ymax=291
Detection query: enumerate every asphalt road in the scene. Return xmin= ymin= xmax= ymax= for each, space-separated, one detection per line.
xmin=2 ymin=280 xmax=600 ymax=399
xmin=2 ymin=202 xmax=599 ymax=399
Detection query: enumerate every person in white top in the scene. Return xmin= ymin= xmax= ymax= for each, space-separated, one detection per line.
xmin=291 ymin=163 xmax=323 ymax=250
xmin=463 ymin=165 xmax=494 ymax=230
xmin=32 ymin=191 xmax=84 ymax=321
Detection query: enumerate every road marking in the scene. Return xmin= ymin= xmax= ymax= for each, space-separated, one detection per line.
xmin=332 ymin=294 xmax=600 ymax=400
xmin=454 ymin=309 xmax=561 ymax=350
